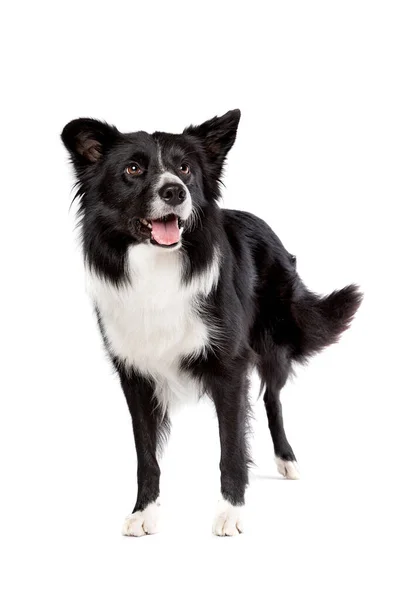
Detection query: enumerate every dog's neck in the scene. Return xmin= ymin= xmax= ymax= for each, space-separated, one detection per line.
xmin=81 ymin=201 xmax=223 ymax=287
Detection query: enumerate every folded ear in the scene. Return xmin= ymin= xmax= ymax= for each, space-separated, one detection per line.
xmin=61 ymin=118 xmax=120 ymax=169
xmin=184 ymin=109 xmax=241 ymax=176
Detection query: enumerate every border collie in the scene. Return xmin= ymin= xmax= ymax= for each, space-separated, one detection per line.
xmin=61 ymin=110 xmax=362 ymax=536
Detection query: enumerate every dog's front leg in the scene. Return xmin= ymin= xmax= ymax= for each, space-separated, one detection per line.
xmin=118 ymin=370 xmax=167 ymax=537
xmin=209 ymin=372 xmax=251 ymax=536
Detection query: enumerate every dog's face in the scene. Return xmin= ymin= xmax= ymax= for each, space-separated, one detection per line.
xmin=62 ymin=110 xmax=240 ymax=249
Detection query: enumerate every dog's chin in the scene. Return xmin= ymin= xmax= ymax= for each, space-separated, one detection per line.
xmin=133 ymin=214 xmax=184 ymax=250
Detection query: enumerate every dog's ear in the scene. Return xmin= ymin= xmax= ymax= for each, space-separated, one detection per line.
xmin=184 ymin=109 xmax=241 ymax=176
xmin=61 ymin=118 xmax=121 ymax=171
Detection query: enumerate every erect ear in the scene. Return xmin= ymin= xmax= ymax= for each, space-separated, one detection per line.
xmin=184 ymin=109 xmax=241 ymax=175
xmin=61 ymin=118 xmax=120 ymax=168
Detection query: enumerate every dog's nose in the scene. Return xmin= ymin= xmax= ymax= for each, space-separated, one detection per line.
xmin=159 ymin=184 xmax=186 ymax=206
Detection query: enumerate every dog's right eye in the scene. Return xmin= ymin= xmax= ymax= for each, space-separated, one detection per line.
xmin=125 ymin=163 xmax=143 ymax=176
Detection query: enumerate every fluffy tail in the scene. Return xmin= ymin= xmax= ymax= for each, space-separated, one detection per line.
xmin=292 ymin=284 xmax=363 ymax=361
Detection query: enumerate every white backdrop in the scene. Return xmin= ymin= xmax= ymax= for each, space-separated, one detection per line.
xmin=1 ymin=1 xmax=399 ymax=599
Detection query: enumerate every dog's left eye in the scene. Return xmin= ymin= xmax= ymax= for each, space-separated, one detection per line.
xmin=179 ymin=163 xmax=190 ymax=175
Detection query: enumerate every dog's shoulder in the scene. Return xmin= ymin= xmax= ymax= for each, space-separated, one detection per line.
xmin=221 ymin=208 xmax=297 ymax=272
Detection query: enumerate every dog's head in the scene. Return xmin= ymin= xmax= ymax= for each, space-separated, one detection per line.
xmin=61 ymin=110 xmax=240 ymax=249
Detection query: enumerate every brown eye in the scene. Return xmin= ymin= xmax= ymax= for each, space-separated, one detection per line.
xmin=179 ymin=163 xmax=190 ymax=175
xmin=125 ymin=163 xmax=143 ymax=176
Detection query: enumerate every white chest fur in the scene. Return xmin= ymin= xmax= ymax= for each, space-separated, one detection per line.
xmin=86 ymin=244 xmax=220 ymax=413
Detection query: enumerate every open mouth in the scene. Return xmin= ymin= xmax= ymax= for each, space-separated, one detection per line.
xmin=135 ymin=215 xmax=183 ymax=247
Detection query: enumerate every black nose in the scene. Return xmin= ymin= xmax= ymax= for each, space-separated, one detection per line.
xmin=159 ymin=183 xmax=186 ymax=206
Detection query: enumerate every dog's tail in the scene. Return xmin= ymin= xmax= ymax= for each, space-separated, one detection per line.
xmin=291 ymin=284 xmax=363 ymax=362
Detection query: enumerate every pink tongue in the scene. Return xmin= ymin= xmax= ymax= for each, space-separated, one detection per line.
xmin=151 ymin=217 xmax=180 ymax=245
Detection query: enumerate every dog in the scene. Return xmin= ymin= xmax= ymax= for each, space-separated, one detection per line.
xmin=61 ymin=110 xmax=362 ymax=536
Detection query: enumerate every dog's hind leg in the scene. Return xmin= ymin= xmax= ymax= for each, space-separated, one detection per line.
xmin=259 ymin=348 xmax=300 ymax=480
xmin=264 ymin=385 xmax=300 ymax=479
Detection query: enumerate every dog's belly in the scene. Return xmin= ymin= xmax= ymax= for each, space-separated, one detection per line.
xmin=86 ymin=244 xmax=220 ymax=412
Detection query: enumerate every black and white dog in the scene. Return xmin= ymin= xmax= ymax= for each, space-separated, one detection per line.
xmin=61 ymin=110 xmax=362 ymax=536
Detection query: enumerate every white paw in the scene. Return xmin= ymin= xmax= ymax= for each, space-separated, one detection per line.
xmin=275 ymin=457 xmax=300 ymax=480
xmin=212 ymin=499 xmax=244 ymax=536
xmin=122 ymin=500 xmax=161 ymax=537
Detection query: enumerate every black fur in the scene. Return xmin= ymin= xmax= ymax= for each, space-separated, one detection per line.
xmin=62 ymin=110 xmax=362 ymax=530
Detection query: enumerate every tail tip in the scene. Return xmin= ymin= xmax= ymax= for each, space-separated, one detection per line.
xmin=326 ymin=283 xmax=363 ymax=336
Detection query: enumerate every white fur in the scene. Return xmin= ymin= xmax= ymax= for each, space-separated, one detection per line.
xmin=212 ymin=498 xmax=244 ymax=536
xmin=156 ymin=143 xmax=166 ymax=172
xmin=275 ymin=457 xmax=300 ymax=480
xmin=122 ymin=500 xmax=161 ymax=537
xmin=86 ymin=244 xmax=220 ymax=415
xmin=150 ymin=171 xmax=192 ymax=221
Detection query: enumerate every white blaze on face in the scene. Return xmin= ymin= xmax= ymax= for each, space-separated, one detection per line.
xmin=143 ymin=143 xmax=193 ymax=247
xmin=150 ymin=171 xmax=193 ymax=221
